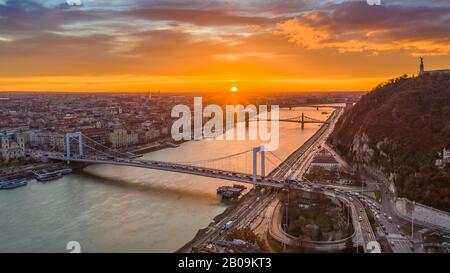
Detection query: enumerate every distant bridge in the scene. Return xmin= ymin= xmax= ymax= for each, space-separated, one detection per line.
xmin=279 ymin=104 xmax=344 ymax=111
xmin=263 ymin=112 xmax=329 ymax=129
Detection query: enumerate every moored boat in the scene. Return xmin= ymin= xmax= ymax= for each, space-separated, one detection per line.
xmin=34 ymin=168 xmax=72 ymax=182
xmin=0 ymin=178 xmax=28 ymax=189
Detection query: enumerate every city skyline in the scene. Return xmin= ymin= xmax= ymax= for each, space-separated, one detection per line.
xmin=1 ymin=0 xmax=450 ymax=92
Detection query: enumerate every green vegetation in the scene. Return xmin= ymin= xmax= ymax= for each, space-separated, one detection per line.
xmin=330 ymin=74 xmax=450 ymax=212
xmin=363 ymin=190 xmax=382 ymax=203
xmin=225 ymin=227 xmax=269 ymax=252
xmin=401 ymin=226 xmax=412 ymax=236
xmin=267 ymin=236 xmax=283 ymax=253
xmin=304 ymin=168 xmax=338 ymax=181
xmin=289 ymin=206 xmax=334 ymax=239
xmin=0 ymin=159 xmax=31 ymax=168
xmin=304 ymin=167 xmax=361 ymax=185
xmin=373 ymin=190 xmax=382 ymax=203
xmin=345 ymin=238 xmax=355 ymax=253
xmin=365 ymin=207 xmax=378 ymax=231
xmin=282 ymin=191 xmax=353 ymax=241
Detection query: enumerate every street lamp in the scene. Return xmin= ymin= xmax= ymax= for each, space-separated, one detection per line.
xmin=411 ymin=201 xmax=415 ymax=242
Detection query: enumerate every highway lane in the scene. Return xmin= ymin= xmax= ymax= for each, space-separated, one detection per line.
xmin=268 ymin=194 xmax=357 ymax=252
xmin=263 ymin=108 xmax=377 ymax=252
xmin=377 ymin=183 xmax=424 ymax=252
xmin=269 ymin=109 xmax=342 ymax=180
xmin=184 ymin=109 xmax=344 ymax=252
xmin=183 ymin=189 xmax=277 ymax=252
xmin=186 ymin=107 xmax=377 ymax=252
xmin=266 ymin=108 xmax=377 ymax=251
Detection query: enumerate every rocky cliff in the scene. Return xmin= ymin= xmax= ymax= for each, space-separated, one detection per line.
xmin=329 ymin=74 xmax=450 ymax=211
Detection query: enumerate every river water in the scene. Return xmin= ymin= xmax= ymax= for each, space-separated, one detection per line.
xmin=0 ymin=107 xmax=331 ymax=253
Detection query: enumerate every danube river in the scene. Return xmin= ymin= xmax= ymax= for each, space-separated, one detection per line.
xmin=0 ymin=107 xmax=331 ymax=252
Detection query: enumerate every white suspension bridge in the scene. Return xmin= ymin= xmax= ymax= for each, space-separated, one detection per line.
xmin=42 ymin=111 xmax=336 ymax=188
xmin=44 ymin=132 xmax=305 ymax=188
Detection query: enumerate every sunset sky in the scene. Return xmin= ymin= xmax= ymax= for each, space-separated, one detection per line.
xmin=0 ymin=0 xmax=449 ymax=92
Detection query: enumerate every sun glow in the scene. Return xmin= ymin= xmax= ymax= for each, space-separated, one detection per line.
xmin=231 ymin=86 xmax=238 ymax=93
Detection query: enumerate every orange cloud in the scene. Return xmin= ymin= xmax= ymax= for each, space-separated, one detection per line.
xmin=277 ymin=17 xmax=450 ymax=56
xmin=1 ymin=0 xmax=449 ymax=92
xmin=276 ymin=2 xmax=450 ymax=57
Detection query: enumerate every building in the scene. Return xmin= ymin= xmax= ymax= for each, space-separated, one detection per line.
xmin=128 ymin=132 xmax=139 ymax=146
xmin=0 ymin=130 xmax=25 ymax=162
xmin=310 ymin=148 xmax=339 ymax=171
xmin=444 ymin=148 xmax=450 ymax=162
xmin=419 ymin=57 xmax=450 ymax=76
xmin=28 ymin=131 xmax=66 ymax=152
xmin=436 ymin=148 xmax=450 ymax=168
xmin=82 ymin=128 xmax=109 ymax=146
xmin=310 ymin=156 xmax=339 ymax=171
xmin=109 ymin=128 xmax=128 ymax=149
xmin=48 ymin=133 xmax=66 ymax=152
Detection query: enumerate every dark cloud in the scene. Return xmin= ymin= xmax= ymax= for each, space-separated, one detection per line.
xmin=0 ymin=0 xmax=449 ymax=79
xmin=277 ymin=1 xmax=450 ymax=56
xmin=0 ymin=0 xmax=110 ymax=37
xmin=123 ymin=8 xmax=278 ymax=26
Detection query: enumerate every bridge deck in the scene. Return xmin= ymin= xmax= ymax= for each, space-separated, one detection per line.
xmin=49 ymin=156 xmax=285 ymax=188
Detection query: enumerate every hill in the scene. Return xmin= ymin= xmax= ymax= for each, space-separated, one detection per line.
xmin=329 ymin=74 xmax=450 ymax=211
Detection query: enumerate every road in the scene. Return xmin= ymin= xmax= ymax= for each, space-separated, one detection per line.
xmin=183 ymin=109 xmax=344 ymax=252
xmin=181 ymin=189 xmax=277 ymax=252
xmin=269 ymin=109 xmax=341 ymax=180
xmin=0 ymin=162 xmax=67 ymax=180
xmin=376 ymin=182 xmax=424 ymax=252
xmin=179 ymin=106 xmax=382 ymax=253
xmin=266 ymin=107 xmax=377 ymax=252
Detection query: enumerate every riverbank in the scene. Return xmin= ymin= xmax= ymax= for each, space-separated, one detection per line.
xmin=0 ymin=162 xmax=87 ymax=181
xmin=176 ymin=108 xmax=341 ymax=253
xmin=0 ymin=138 xmax=186 ymax=181
xmin=1 ymin=106 xmax=341 ymax=252
xmin=175 ymin=189 xmax=256 ymax=253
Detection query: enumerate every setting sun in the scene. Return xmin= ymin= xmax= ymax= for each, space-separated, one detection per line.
xmin=231 ymin=86 xmax=238 ymax=93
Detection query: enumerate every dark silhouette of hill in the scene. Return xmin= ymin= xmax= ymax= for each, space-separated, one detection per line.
xmin=330 ymin=74 xmax=450 ymax=211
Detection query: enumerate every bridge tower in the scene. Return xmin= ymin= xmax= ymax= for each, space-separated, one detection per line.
xmin=252 ymin=146 xmax=266 ymax=183
xmin=301 ymin=112 xmax=305 ymax=129
xmin=65 ymin=132 xmax=83 ymax=160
